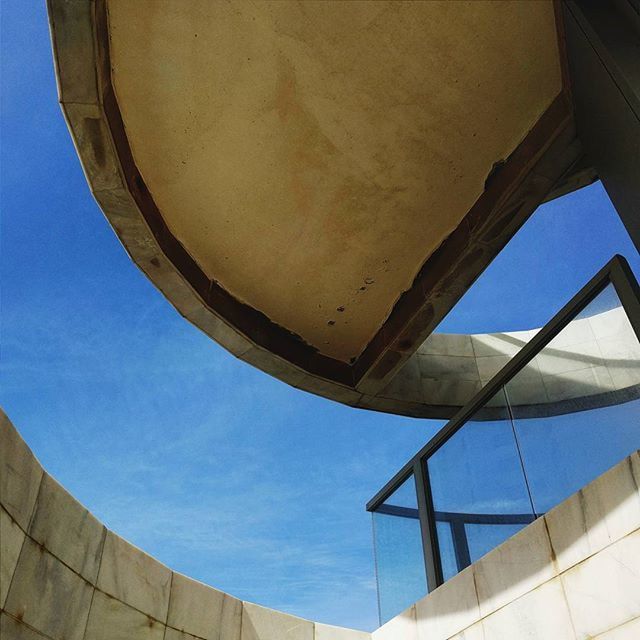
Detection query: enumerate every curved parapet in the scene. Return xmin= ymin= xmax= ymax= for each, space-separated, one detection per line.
xmin=0 ymin=410 xmax=369 ymax=640
xmin=366 ymin=303 xmax=640 ymax=419
xmin=3 ymin=410 xmax=640 ymax=639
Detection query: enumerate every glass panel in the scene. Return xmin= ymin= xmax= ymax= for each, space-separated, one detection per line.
xmin=435 ymin=520 xmax=458 ymax=582
xmin=465 ymin=522 xmax=527 ymax=562
xmin=427 ymin=387 xmax=535 ymax=578
xmin=506 ymin=284 xmax=640 ymax=513
xmin=372 ymin=475 xmax=426 ymax=625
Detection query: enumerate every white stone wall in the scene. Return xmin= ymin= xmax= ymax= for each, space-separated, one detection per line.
xmin=374 ymin=448 xmax=640 ymax=640
xmin=380 ymin=305 xmax=640 ymax=416
xmin=2 ymin=408 xmax=639 ymax=640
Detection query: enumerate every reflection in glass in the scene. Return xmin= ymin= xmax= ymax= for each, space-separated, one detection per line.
xmin=506 ymin=284 xmax=640 ymax=513
xmin=427 ymin=387 xmax=535 ymax=579
xmin=372 ymin=475 xmax=426 ymax=624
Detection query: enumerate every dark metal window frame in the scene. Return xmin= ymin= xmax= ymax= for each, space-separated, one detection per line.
xmin=367 ymin=254 xmax=640 ymax=593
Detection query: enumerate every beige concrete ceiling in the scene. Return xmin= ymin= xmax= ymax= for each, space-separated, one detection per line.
xmin=106 ymin=0 xmax=561 ymax=363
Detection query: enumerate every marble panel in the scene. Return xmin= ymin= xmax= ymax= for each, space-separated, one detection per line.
xmin=561 ymin=529 xmax=640 ymax=639
xmin=537 ymin=340 xmax=605 ymax=377
xmin=165 ymin=628 xmax=201 ymax=640
xmin=380 ymin=356 xmax=423 ymax=403
xmin=547 ymin=318 xmax=595 ymax=348
xmin=596 ymin=334 xmax=640 ymax=362
xmin=474 ymin=517 xmax=556 ymax=618
xmin=420 ymin=378 xmax=481 ymax=407
xmin=589 ymin=308 xmax=633 ymax=341
xmin=372 ymin=605 xmax=417 ymax=640
xmin=415 ymin=565 xmax=479 ymax=640
xmin=29 ymin=473 xmax=105 ymax=583
xmin=480 ymin=578 xmax=574 ymax=639
xmin=503 ymin=376 xmax=548 ymax=406
xmin=594 ymin=617 xmax=640 ymax=639
xmin=4 ymin=538 xmax=93 ymax=640
xmin=470 ymin=331 xmax=530 ymax=358
xmin=1 ymin=612 xmax=51 ymax=640
xmin=85 ymin=589 xmax=166 ymax=640
xmin=241 ymin=602 xmax=313 ymax=640
xmin=542 ymin=365 xmax=615 ymax=402
xmin=545 ymin=453 xmax=640 ymax=573
xmin=418 ymin=354 xmax=479 ymax=382
xmin=97 ymin=531 xmax=171 ymax=622
xmin=167 ymin=572 xmax=242 ymax=640
xmin=0 ymin=411 xmax=43 ymax=531
xmin=419 ymin=333 xmax=474 ymax=358
xmin=0 ymin=507 xmax=25 ymax=607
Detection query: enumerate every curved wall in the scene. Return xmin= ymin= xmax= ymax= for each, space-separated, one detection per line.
xmin=372 ymin=304 xmax=640 ymax=418
xmin=0 ymin=409 xmax=369 ymax=640
xmin=3 ymin=408 xmax=640 ymax=640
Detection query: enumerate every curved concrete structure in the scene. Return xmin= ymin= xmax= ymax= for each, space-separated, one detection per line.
xmin=46 ymin=0 xmax=598 ymax=415
xmin=2 ymin=409 xmax=639 ymax=639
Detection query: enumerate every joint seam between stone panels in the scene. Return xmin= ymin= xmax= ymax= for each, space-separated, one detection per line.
xmin=474 ymin=574 xmax=561 ymax=627
xmin=81 ymin=585 xmax=97 ymax=640
xmin=473 ymin=524 xmax=640 ymax=625
xmin=541 ymin=515 xmax=560 ymax=575
xmin=5 ymin=521 xmax=170 ymax=628
xmin=467 ymin=335 xmax=482 ymax=388
xmin=1 ymin=608 xmax=58 ymax=640
xmin=543 ymin=516 xmax=578 ymax=640
xmin=2 ymin=519 xmax=27 ymax=613
xmin=94 ymin=526 xmax=108 ymax=584
xmin=26 ymin=470 xmax=46 ymax=535
xmin=7 ymin=510 xmax=240 ymax=640
xmin=91 ymin=585 xmax=168 ymax=628
xmin=627 ymin=455 xmax=640 ymax=494
xmin=240 ymin=601 xmax=247 ymax=640
xmin=164 ymin=571 xmax=175 ymax=631
xmin=596 ymin=615 xmax=640 ymax=638
xmin=475 ymin=525 xmax=640 ymax=628
xmin=563 ymin=525 xmax=640 ymax=572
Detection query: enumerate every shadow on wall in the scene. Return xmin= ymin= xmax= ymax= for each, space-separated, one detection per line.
xmin=380 ymin=303 xmax=640 ymax=420
xmin=2 ymin=407 xmax=640 ymax=640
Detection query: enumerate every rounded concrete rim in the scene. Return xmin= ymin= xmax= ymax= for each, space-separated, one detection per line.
xmin=46 ymin=0 xmax=610 ymax=420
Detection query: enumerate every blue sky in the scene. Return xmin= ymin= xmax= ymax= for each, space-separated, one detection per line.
xmin=1 ymin=2 xmax=638 ymax=632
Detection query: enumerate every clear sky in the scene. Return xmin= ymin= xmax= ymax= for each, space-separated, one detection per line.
xmin=1 ymin=2 xmax=638 ymax=632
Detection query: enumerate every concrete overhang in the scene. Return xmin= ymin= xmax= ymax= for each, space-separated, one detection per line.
xmin=47 ymin=0 xmax=598 ymax=417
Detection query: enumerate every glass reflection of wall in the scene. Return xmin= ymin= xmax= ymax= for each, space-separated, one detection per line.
xmin=372 ymin=476 xmax=426 ymax=625
xmin=427 ymin=283 xmax=640 ymax=582
xmin=427 ymin=387 xmax=535 ymax=581
xmin=505 ymin=284 xmax=640 ymax=514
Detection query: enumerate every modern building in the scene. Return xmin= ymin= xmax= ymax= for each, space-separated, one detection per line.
xmin=2 ymin=1 xmax=639 ymax=639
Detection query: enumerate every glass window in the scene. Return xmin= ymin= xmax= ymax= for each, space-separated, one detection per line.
xmin=506 ymin=284 xmax=640 ymax=513
xmin=427 ymin=387 xmax=535 ymax=579
xmin=372 ymin=475 xmax=426 ymax=624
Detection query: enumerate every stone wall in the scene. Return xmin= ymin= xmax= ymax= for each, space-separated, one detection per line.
xmin=2 ymin=408 xmax=639 ymax=639
xmin=380 ymin=305 xmax=640 ymax=417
